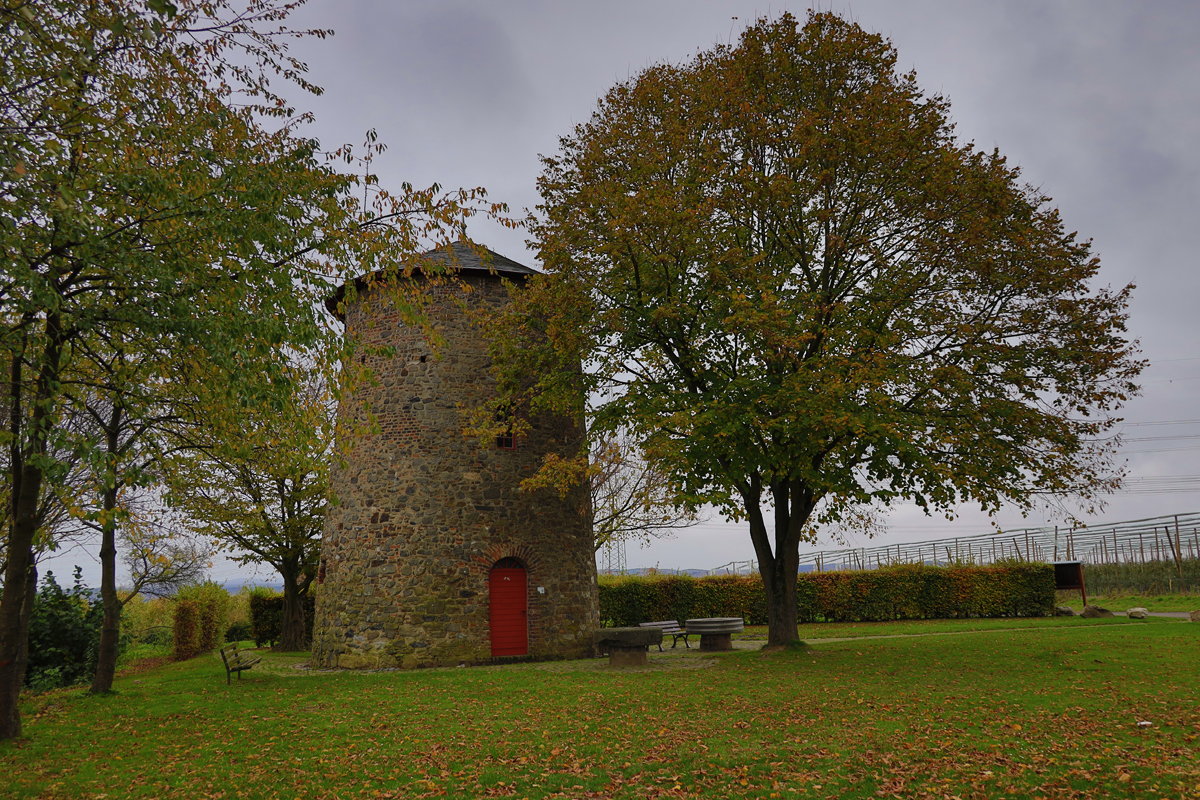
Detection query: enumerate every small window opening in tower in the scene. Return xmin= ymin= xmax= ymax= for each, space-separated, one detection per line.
xmin=496 ymin=406 xmax=516 ymax=449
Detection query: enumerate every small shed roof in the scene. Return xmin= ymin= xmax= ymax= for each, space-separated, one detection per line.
xmin=324 ymin=242 xmax=537 ymax=319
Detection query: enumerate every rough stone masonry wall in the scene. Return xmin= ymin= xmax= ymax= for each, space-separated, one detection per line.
xmin=311 ymin=274 xmax=599 ymax=669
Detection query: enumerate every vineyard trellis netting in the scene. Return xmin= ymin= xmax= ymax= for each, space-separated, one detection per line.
xmin=1081 ymin=559 xmax=1200 ymax=596
xmin=704 ymin=513 xmax=1200 ymax=590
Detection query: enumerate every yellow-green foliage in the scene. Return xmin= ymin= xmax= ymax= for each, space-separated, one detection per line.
xmin=123 ymin=585 xmax=270 ymax=650
xmin=173 ymin=582 xmax=232 ymax=656
xmin=228 ymin=586 xmax=261 ymax=629
xmin=598 ymin=564 xmax=1055 ymax=626
xmin=172 ymin=600 xmax=198 ymax=661
xmin=120 ymin=595 xmax=175 ymax=646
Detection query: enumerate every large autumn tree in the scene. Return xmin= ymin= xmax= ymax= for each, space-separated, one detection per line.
xmin=0 ymin=0 xmax=503 ymax=738
xmin=485 ymin=12 xmax=1142 ymax=646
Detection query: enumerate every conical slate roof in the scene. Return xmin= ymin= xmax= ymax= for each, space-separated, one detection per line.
xmin=416 ymin=241 xmax=538 ymax=277
xmin=325 ymin=241 xmax=537 ymax=318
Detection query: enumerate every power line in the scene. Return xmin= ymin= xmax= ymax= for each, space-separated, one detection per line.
xmin=1120 ymin=434 xmax=1200 ymax=442
xmin=1143 ymin=376 xmax=1200 ymax=384
xmin=1118 ymin=476 xmax=1200 ymax=494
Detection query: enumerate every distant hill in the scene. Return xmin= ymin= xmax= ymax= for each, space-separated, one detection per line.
xmin=219 ymin=579 xmax=284 ymax=593
xmin=601 ymin=568 xmax=727 ymax=578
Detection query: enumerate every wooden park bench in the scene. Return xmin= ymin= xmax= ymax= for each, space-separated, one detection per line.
xmin=219 ymin=643 xmax=262 ymax=685
xmin=639 ymin=620 xmax=690 ymax=651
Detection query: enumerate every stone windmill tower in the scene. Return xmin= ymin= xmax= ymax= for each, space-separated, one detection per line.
xmin=310 ymin=243 xmax=598 ymax=669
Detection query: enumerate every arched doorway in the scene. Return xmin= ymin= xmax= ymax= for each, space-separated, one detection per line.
xmin=488 ymin=558 xmax=528 ymax=656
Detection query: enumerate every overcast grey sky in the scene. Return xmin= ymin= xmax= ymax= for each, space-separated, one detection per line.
xmin=44 ymin=1 xmax=1200 ymax=584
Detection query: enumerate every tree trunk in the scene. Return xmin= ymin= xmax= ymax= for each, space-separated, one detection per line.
xmin=742 ymin=476 xmax=814 ymax=648
xmin=761 ymin=553 xmax=799 ymax=646
xmin=91 ymin=404 xmax=124 ymax=694
xmin=0 ymin=465 xmax=45 ymax=740
xmin=1 ymin=316 xmax=65 ymax=739
xmin=275 ymin=567 xmax=309 ymax=652
xmin=13 ymin=561 xmax=37 ymax=696
xmin=90 ymin=486 xmax=121 ymax=694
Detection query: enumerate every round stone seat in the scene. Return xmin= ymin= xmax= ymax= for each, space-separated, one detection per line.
xmin=686 ymin=617 xmax=744 ymax=651
xmin=593 ymin=627 xmax=663 ymax=666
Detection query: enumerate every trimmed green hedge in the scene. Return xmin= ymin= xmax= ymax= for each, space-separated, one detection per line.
xmin=172 ymin=582 xmax=232 ymax=659
xmin=598 ymin=564 xmax=1055 ymax=626
xmin=249 ymin=593 xmax=315 ymax=648
xmin=172 ymin=600 xmax=199 ymax=660
xmin=599 ymin=574 xmax=769 ymax=626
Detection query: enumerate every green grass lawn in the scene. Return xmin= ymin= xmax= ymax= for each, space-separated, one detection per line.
xmin=3 ymin=620 xmax=1197 ymax=799
xmin=1062 ymin=592 xmax=1200 ymax=613
xmin=735 ymin=615 xmax=1153 ymax=642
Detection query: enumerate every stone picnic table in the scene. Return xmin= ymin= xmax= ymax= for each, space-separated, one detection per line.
xmin=686 ymin=617 xmax=744 ymax=651
xmin=593 ymin=627 xmax=663 ymax=666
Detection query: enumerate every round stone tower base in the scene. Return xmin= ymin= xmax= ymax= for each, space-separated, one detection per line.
xmin=311 ymin=249 xmax=600 ymax=669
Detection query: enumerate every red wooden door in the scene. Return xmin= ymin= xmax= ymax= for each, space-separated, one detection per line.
xmin=488 ymin=564 xmax=528 ymax=656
